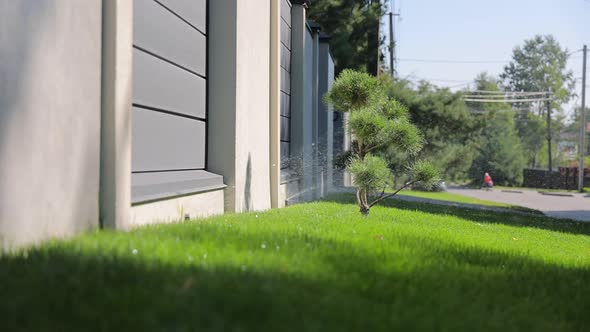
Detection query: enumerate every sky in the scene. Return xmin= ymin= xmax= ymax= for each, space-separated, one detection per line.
xmin=381 ymin=0 xmax=589 ymax=115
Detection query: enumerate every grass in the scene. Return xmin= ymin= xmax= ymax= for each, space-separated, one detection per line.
xmin=398 ymin=190 xmax=517 ymax=207
xmin=396 ymin=190 xmax=542 ymax=214
xmin=1 ymin=195 xmax=590 ymax=331
xmin=491 ymin=185 xmax=590 ymax=194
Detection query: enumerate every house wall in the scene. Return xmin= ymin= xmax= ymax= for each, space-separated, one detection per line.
xmin=302 ymin=25 xmax=316 ymax=200
xmin=208 ymin=0 xmax=271 ymax=213
xmin=0 ymin=0 xmax=103 ymax=248
xmin=0 ymin=0 xmax=341 ymax=249
xmin=318 ymin=41 xmax=335 ymax=196
xmin=100 ymin=0 xmax=133 ymax=231
xmin=281 ymin=4 xmax=338 ymax=205
xmin=283 ymin=3 xmax=309 ymax=206
xmin=280 ymin=0 xmax=293 ymax=171
xmin=129 ymin=0 xmax=225 ymax=225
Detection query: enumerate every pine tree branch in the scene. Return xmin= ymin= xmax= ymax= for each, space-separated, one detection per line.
xmin=368 ymin=180 xmax=415 ymax=208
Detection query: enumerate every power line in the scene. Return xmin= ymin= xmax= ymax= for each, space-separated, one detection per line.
xmin=464 ymin=95 xmax=552 ymax=99
xmin=447 ymin=82 xmax=471 ymax=88
xmin=397 ymin=57 xmax=508 ymax=64
xmin=463 ymin=98 xmax=553 ymax=104
xmin=568 ymin=49 xmax=584 ymax=56
xmin=405 ymin=76 xmax=471 ymax=82
xmin=464 ymin=97 xmax=554 ymax=103
xmin=398 ymin=50 xmax=581 ymax=65
xmin=466 ymin=90 xmax=552 ymax=96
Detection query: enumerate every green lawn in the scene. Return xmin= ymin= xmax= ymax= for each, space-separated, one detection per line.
xmin=396 ymin=190 xmax=541 ymax=214
xmin=398 ymin=190 xmax=516 ymax=207
xmin=488 ymin=185 xmax=589 ymax=194
xmin=1 ymin=195 xmax=589 ymax=331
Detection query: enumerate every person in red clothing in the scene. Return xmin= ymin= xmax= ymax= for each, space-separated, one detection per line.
xmin=483 ymin=172 xmax=493 ymax=190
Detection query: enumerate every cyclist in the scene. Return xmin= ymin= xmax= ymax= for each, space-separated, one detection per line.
xmin=483 ymin=172 xmax=493 ymax=190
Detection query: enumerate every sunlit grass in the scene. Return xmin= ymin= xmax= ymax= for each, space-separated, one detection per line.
xmin=398 ymin=190 xmax=515 ymax=207
xmin=489 ymin=185 xmax=589 ymax=193
xmin=396 ymin=190 xmax=542 ymax=214
xmin=1 ymin=194 xmax=589 ymax=331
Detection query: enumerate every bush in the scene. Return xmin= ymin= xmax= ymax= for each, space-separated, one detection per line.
xmin=325 ymin=70 xmax=439 ymax=215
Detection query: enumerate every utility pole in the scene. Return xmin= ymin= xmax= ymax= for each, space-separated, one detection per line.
xmin=376 ymin=18 xmax=380 ymax=77
xmin=579 ymin=44 xmax=587 ymax=192
xmin=547 ymin=100 xmax=553 ymax=172
xmin=389 ymin=12 xmax=394 ymax=78
xmin=388 ymin=0 xmax=400 ymax=79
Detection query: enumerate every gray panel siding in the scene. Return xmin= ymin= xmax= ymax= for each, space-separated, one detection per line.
xmin=134 ymin=0 xmax=206 ymax=76
xmin=280 ymin=19 xmax=292 ymax=50
xmin=132 ymin=0 xmax=209 ymax=189
xmin=304 ymin=28 xmax=314 ymax=150
xmin=132 ymin=107 xmax=206 ymax=172
xmin=280 ymin=2 xmax=292 ymax=169
xmin=318 ymin=44 xmax=335 ymax=179
xmin=281 ymin=43 xmax=291 ymax=72
xmin=280 ymin=67 xmax=291 ymax=94
xmin=133 ymin=48 xmax=206 ymax=119
xmin=281 ymin=0 xmax=291 ymax=27
xmin=317 ymin=43 xmax=332 ymax=133
xmin=158 ymin=0 xmax=207 ymax=33
xmin=280 ymin=142 xmax=290 ymax=169
xmin=280 ymin=117 xmax=290 ymax=142
xmin=280 ymin=92 xmax=291 ymax=117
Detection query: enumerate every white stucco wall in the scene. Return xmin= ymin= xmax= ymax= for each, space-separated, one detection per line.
xmin=234 ymin=1 xmax=272 ymax=212
xmin=0 ymin=1 xmax=103 ymax=249
xmin=130 ymin=189 xmax=224 ymax=227
xmin=209 ymin=0 xmax=271 ymax=213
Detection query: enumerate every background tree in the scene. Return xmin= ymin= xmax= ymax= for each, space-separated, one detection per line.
xmin=465 ymin=73 xmax=525 ymax=185
xmin=563 ymin=106 xmax=590 ymax=164
xmin=384 ymin=78 xmax=484 ymax=182
xmin=500 ymin=35 xmax=575 ymax=169
xmin=468 ymin=110 xmax=526 ymax=185
xmin=515 ymin=112 xmax=546 ymax=168
xmin=325 ymin=70 xmax=438 ymax=215
xmin=500 ymin=35 xmax=574 ymax=105
xmin=308 ymin=0 xmax=385 ymax=75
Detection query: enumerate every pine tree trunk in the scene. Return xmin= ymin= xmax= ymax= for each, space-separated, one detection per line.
xmin=356 ymin=188 xmax=370 ymax=216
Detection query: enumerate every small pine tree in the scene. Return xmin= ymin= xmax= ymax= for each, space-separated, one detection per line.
xmin=325 ymin=70 xmax=439 ymax=215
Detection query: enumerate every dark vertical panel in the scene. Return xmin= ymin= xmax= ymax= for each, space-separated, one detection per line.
xmin=132 ymin=107 xmax=206 ymax=172
xmin=281 ymin=43 xmax=291 ymax=71
xmin=280 ymin=142 xmax=291 ymax=169
xmin=280 ymin=0 xmax=292 ymax=170
xmin=280 ymin=67 xmax=291 ymax=93
xmin=280 ymin=117 xmax=291 ymax=142
xmin=280 ymin=92 xmax=291 ymax=117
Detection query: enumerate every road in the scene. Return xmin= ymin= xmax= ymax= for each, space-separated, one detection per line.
xmin=448 ymin=187 xmax=590 ymax=222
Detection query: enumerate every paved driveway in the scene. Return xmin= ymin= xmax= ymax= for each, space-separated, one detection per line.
xmin=447 ymin=188 xmax=590 ymax=222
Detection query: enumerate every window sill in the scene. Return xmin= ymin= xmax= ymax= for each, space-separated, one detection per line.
xmin=132 ymin=170 xmax=225 ymax=205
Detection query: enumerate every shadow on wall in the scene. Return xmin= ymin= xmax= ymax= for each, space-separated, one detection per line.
xmin=0 ymin=1 xmax=102 ymax=248
xmin=0 ymin=224 xmax=588 ymax=330
xmin=0 ymin=2 xmax=51 ymax=247
xmin=243 ymin=153 xmax=252 ymax=211
xmin=0 ymin=1 xmax=48 ymax=163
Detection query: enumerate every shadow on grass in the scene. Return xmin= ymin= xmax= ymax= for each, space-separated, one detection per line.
xmin=322 ymin=193 xmax=590 ymax=236
xmin=0 ymin=225 xmax=588 ymax=331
